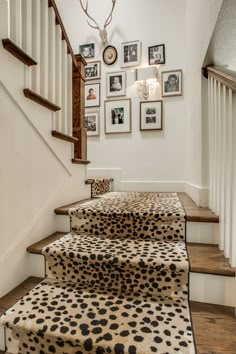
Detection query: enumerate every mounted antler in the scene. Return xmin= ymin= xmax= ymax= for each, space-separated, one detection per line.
xmin=79 ymin=0 xmax=116 ymax=47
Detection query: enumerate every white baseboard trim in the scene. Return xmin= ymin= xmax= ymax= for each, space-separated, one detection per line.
xmin=184 ymin=182 xmax=208 ymax=207
xmin=119 ymin=181 xmax=185 ymax=192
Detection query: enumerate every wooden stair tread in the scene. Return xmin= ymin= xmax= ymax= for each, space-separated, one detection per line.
xmin=190 ymin=301 xmax=236 ymax=353
xmin=2 ymin=38 xmax=37 ymax=66
xmin=178 ymin=192 xmax=219 ymax=223
xmin=71 ymin=158 xmax=91 ymax=165
xmin=23 ymin=89 xmax=61 ymax=112
xmin=0 ymin=277 xmax=42 ymax=316
xmin=27 ymin=232 xmax=67 ymax=254
xmin=187 ymin=243 xmax=236 ymax=277
xmin=51 ymin=130 xmax=78 ymax=143
xmin=54 ymin=198 xmax=93 ymax=215
xmin=85 ymin=178 xmax=114 ymax=184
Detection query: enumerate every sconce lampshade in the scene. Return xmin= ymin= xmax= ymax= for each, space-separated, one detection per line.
xmin=135 ymin=66 xmax=158 ymax=82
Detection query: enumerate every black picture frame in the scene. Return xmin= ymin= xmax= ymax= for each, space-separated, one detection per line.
xmin=148 ymin=44 xmax=165 ymax=65
xmin=103 ymin=45 xmax=118 ymax=65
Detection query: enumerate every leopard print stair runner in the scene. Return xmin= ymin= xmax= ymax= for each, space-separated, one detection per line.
xmin=2 ymin=279 xmax=195 ymax=354
xmin=87 ymin=178 xmax=113 ymax=198
xmin=0 ymin=192 xmax=196 ymax=353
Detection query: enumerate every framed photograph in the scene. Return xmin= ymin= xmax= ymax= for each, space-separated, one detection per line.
xmin=85 ymin=61 xmax=101 ymax=80
xmin=84 ymin=111 xmax=99 ymax=136
xmin=105 ymin=99 xmax=131 ymax=134
xmin=140 ymin=100 xmax=163 ymax=131
xmin=149 ymin=44 xmax=165 ymax=65
xmin=79 ymin=43 xmax=95 ymax=59
xmin=85 ymin=83 xmax=100 ymax=108
xmin=103 ymin=45 xmax=118 ymax=65
xmin=106 ymin=71 xmax=126 ymax=97
xmin=121 ymin=40 xmax=141 ymax=68
xmin=161 ymin=69 xmax=183 ymax=97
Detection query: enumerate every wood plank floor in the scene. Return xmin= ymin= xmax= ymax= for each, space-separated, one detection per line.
xmin=1 ymin=278 xmax=236 ymax=354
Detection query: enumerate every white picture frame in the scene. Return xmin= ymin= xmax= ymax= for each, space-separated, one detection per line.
xmin=106 ymin=71 xmax=126 ymax=97
xmin=105 ymin=99 xmax=131 ymax=134
xmin=79 ymin=43 xmax=95 ymax=59
xmin=85 ymin=83 xmax=100 ymax=108
xmin=85 ymin=61 xmax=101 ymax=81
xmin=140 ymin=100 xmax=163 ymax=131
xmin=161 ymin=69 xmax=183 ymax=97
xmin=121 ymin=40 xmax=141 ymax=68
xmin=84 ymin=111 xmax=99 ymax=136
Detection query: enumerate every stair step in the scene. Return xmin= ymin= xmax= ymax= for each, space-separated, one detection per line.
xmin=51 ymin=130 xmax=78 ymax=143
xmin=178 ymin=193 xmax=219 ymax=223
xmin=27 ymin=232 xmax=67 ymax=254
xmin=71 ymin=158 xmax=91 ymax=165
xmin=23 ymin=88 xmax=61 ymax=112
xmin=54 ymin=198 xmax=93 ymax=215
xmin=2 ymin=38 xmax=37 ymax=66
xmin=1 ymin=278 xmax=195 ymax=354
xmin=0 ymin=277 xmax=42 ymax=317
xmin=187 ymin=243 xmax=235 ymax=277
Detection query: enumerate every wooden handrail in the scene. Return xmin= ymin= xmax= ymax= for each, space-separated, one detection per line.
xmin=48 ymin=0 xmax=78 ymax=70
xmin=203 ymin=65 xmax=236 ymax=92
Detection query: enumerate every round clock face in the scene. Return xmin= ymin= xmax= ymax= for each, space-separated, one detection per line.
xmin=103 ymin=45 xmax=118 ymax=65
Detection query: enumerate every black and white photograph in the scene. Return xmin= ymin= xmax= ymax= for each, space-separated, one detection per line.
xmin=85 ymin=61 xmax=101 ymax=80
xmin=79 ymin=43 xmax=95 ymax=59
xmin=106 ymin=71 xmax=126 ymax=97
xmin=105 ymin=99 xmax=131 ymax=134
xmin=84 ymin=112 xmax=99 ymax=136
xmin=121 ymin=40 xmax=141 ymax=68
xmin=85 ymin=83 xmax=100 ymax=108
xmin=161 ymin=69 xmax=183 ymax=97
xmin=140 ymin=100 xmax=162 ymax=131
xmin=149 ymin=44 xmax=165 ymax=65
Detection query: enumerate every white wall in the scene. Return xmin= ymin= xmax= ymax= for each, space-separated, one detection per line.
xmin=56 ymin=0 xmax=187 ymax=188
xmin=0 ymin=7 xmax=90 ymax=296
xmin=56 ymin=0 xmax=223 ymax=204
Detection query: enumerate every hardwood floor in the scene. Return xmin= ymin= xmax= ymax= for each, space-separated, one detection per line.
xmin=190 ymin=301 xmax=236 ymax=354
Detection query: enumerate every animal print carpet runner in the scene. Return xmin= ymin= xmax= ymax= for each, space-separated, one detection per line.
xmin=1 ymin=192 xmax=196 ymax=354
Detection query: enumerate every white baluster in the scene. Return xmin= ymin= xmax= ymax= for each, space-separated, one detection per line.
xmin=61 ymin=40 xmax=68 ymax=134
xmin=0 ymin=0 xmax=10 ymax=38
xmin=67 ymin=55 xmax=73 ymax=136
xmin=215 ymin=81 xmax=221 ymax=215
xmin=48 ymin=7 xmax=56 ymax=103
xmin=31 ymin=0 xmax=41 ymax=93
xmin=55 ymin=25 xmax=62 ymax=131
xmin=22 ymin=0 xmax=33 ymax=89
xmin=40 ymin=0 xmax=49 ymax=98
xmin=10 ymin=0 xmax=22 ymax=46
xmin=208 ymin=77 xmax=213 ymax=210
xmin=220 ymin=85 xmax=227 ymax=251
xmin=211 ymin=79 xmax=217 ymax=212
xmin=224 ymin=88 xmax=233 ymax=259
xmin=230 ymin=93 xmax=236 ymax=267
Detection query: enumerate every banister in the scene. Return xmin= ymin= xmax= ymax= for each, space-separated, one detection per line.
xmin=48 ymin=0 xmax=78 ymax=70
xmin=203 ymin=65 xmax=236 ymax=92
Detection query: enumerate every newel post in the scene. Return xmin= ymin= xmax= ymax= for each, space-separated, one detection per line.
xmin=73 ymin=54 xmax=87 ymax=159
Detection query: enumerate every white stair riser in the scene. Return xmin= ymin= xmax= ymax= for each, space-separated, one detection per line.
xmin=186 ymin=222 xmax=219 ymax=244
xmin=4 ymin=328 xmax=17 ymax=353
xmin=29 ymin=254 xmax=45 ymax=278
xmin=0 ymin=325 xmax=5 ymax=350
xmin=28 ymin=253 xmax=235 ymax=307
xmin=55 ymin=214 xmax=70 ymax=232
xmin=190 ymin=272 xmax=235 ymax=307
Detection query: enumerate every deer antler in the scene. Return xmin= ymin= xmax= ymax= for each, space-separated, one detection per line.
xmin=79 ymin=0 xmax=117 ymax=47
xmin=104 ymin=0 xmax=117 ymax=28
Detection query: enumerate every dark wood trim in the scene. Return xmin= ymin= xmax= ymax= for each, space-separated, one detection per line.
xmin=51 ymin=130 xmax=78 ymax=143
xmin=2 ymin=38 xmax=37 ymax=66
xmin=23 ymin=89 xmax=61 ymax=112
xmin=203 ymin=65 xmax=236 ymax=92
xmin=71 ymin=158 xmax=91 ymax=165
xmin=27 ymin=232 xmax=67 ymax=254
xmin=48 ymin=0 xmax=77 ymax=70
xmin=73 ymin=55 xmax=87 ymax=160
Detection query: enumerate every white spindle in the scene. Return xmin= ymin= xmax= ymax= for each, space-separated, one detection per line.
xmin=215 ymin=81 xmax=221 ymax=215
xmin=224 ymin=88 xmax=233 ymax=259
xmin=67 ymin=55 xmax=73 ymax=136
xmin=48 ymin=7 xmax=56 ymax=103
xmin=40 ymin=0 xmax=49 ymax=98
xmin=55 ymin=25 xmax=62 ymax=131
xmin=22 ymin=0 xmax=33 ymax=89
xmin=31 ymin=0 xmax=41 ymax=93
xmin=211 ymin=79 xmax=217 ymax=212
xmin=230 ymin=94 xmax=236 ymax=267
xmin=219 ymin=85 xmax=227 ymax=251
xmin=208 ymin=77 xmax=213 ymax=210
xmin=0 ymin=0 xmax=10 ymax=38
xmin=61 ymin=40 xmax=68 ymax=134
xmin=9 ymin=0 xmax=22 ymax=46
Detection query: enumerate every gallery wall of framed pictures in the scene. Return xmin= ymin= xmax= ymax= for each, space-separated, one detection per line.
xmin=79 ymin=39 xmax=183 ymax=137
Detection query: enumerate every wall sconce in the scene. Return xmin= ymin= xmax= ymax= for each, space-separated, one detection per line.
xmin=135 ymin=66 xmax=158 ymax=100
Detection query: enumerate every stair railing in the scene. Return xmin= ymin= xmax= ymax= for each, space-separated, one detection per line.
xmin=203 ymin=65 xmax=236 ymax=267
xmin=1 ymin=0 xmax=87 ymax=161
